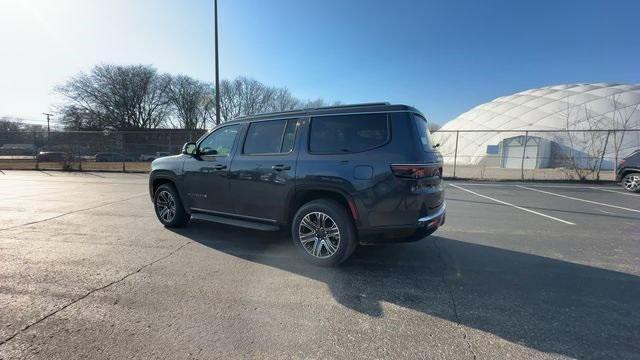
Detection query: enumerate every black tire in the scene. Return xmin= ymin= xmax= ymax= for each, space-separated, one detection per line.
xmin=291 ymin=199 xmax=357 ymax=266
xmin=154 ymin=183 xmax=190 ymax=227
xmin=622 ymin=172 xmax=640 ymax=193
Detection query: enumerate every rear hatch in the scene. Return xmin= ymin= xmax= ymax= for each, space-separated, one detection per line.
xmin=390 ymin=113 xmax=444 ymax=218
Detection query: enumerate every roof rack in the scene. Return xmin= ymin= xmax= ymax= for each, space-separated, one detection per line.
xmin=232 ymin=102 xmax=391 ymax=121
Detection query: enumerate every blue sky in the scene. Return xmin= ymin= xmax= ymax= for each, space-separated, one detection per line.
xmin=1 ymin=0 xmax=639 ymax=125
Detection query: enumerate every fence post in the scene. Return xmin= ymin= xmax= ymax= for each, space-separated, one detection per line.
xmin=596 ymin=130 xmax=611 ymax=181
xmin=452 ymin=130 xmax=459 ymax=178
xmin=520 ymin=131 xmax=528 ymax=181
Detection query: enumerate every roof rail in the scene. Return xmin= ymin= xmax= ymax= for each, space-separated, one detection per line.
xmin=233 ymin=109 xmax=306 ymax=121
xmin=309 ymin=102 xmax=390 ymax=110
xmin=232 ymin=102 xmax=391 ymax=121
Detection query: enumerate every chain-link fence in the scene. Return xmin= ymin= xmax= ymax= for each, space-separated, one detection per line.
xmin=0 ymin=129 xmax=206 ymax=172
xmin=432 ymin=129 xmax=640 ymax=181
xmin=2 ymin=128 xmax=639 ymax=180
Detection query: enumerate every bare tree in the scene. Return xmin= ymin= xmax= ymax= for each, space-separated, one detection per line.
xmin=206 ymin=77 xmax=332 ymax=125
xmin=266 ymin=87 xmax=301 ymax=112
xmin=608 ymin=93 xmax=640 ymax=165
xmin=56 ymin=68 xmax=334 ymax=129
xmin=55 ymin=64 xmax=172 ymax=130
xmin=57 ymin=105 xmax=103 ymax=130
xmin=0 ymin=117 xmax=45 ymax=132
xmin=0 ymin=117 xmax=23 ymax=132
xmin=555 ymin=101 xmax=608 ymax=180
xmin=167 ymin=75 xmax=210 ymax=129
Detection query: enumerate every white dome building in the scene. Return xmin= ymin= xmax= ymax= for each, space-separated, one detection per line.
xmin=434 ymin=83 xmax=640 ymax=170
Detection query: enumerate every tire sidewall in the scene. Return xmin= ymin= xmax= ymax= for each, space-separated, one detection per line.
xmin=291 ymin=200 xmax=356 ymax=266
xmin=154 ymin=183 xmax=188 ymax=227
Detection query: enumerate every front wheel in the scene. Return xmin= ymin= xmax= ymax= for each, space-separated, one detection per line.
xmin=154 ymin=183 xmax=190 ymax=227
xmin=292 ymin=199 xmax=357 ymax=266
xmin=622 ymin=172 xmax=640 ymax=193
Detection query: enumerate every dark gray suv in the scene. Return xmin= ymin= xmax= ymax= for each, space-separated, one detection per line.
xmin=149 ymin=103 xmax=445 ymax=265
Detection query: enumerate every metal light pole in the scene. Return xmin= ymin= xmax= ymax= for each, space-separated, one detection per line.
xmin=214 ymin=0 xmax=221 ymax=125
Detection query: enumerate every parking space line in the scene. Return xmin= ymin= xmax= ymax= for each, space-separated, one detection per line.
xmin=517 ymin=185 xmax=640 ymax=213
xmin=449 ymin=182 xmax=623 ymax=190
xmin=449 ymin=184 xmax=576 ymax=225
xmin=587 ymin=187 xmax=640 ymax=197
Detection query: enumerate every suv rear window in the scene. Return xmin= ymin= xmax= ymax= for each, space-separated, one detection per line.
xmin=412 ymin=114 xmax=435 ymax=151
xmin=309 ymin=114 xmax=389 ymax=154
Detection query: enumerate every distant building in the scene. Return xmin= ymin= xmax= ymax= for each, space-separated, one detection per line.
xmin=434 ymin=83 xmax=640 ymax=170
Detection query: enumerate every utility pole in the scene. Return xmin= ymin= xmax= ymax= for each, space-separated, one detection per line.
xmin=214 ymin=0 xmax=221 ymax=125
xmin=42 ymin=112 xmax=53 ymax=137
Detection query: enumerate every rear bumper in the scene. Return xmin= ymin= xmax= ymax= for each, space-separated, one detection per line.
xmin=359 ymin=202 xmax=446 ymax=244
xmin=418 ymin=202 xmax=446 ymax=227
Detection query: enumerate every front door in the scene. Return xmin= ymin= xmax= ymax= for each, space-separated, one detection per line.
xmin=228 ymin=119 xmax=299 ymax=223
xmin=183 ymin=124 xmax=242 ymax=213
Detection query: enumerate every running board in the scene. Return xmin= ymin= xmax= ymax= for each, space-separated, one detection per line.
xmin=190 ymin=212 xmax=280 ymax=231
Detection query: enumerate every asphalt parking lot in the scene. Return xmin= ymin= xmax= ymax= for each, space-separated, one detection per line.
xmin=1 ymin=171 xmax=639 ymax=359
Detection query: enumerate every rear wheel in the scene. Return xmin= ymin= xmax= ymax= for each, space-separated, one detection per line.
xmin=292 ymin=199 xmax=357 ymax=266
xmin=154 ymin=183 xmax=190 ymax=227
xmin=622 ymin=172 xmax=640 ymax=193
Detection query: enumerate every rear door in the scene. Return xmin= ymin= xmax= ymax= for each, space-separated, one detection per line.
xmin=228 ymin=119 xmax=299 ymax=223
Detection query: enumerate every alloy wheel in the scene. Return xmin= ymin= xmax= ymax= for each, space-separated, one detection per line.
xmin=298 ymin=211 xmax=341 ymax=259
xmin=623 ymin=174 xmax=640 ymax=192
xmin=156 ymin=190 xmax=177 ymax=223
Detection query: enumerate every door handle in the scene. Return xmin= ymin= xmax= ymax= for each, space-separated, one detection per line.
xmin=213 ymin=164 xmax=227 ymax=170
xmin=271 ymin=164 xmax=291 ymax=171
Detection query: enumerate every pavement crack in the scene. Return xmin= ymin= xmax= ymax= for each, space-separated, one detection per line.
xmin=0 ymin=193 xmax=148 ymax=232
xmin=0 ymin=241 xmax=191 ymax=347
xmin=432 ymin=237 xmax=477 ymax=360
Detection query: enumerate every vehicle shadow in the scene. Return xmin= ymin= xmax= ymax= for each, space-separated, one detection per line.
xmin=170 ymin=221 xmax=640 ymax=359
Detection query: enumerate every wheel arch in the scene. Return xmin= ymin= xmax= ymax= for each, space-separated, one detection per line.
xmin=289 ymin=187 xmax=358 ymax=225
xmin=621 ymin=168 xmax=640 ymax=178
xmin=149 ymin=170 xmax=179 ymax=200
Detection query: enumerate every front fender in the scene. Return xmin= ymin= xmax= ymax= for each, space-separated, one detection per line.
xmin=149 ymin=155 xmax=187 ymax=200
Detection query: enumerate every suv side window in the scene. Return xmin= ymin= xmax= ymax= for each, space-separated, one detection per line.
xmin=243 ymin=119 xmax=298 ymax=155
xmin=198 ymin=124 xmax=241 ymax=156
xmin=309 ymin=113 xmax=389 ymax=154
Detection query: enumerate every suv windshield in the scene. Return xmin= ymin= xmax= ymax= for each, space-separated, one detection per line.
xmin=412 ymin=114 xmax=435 ymax=151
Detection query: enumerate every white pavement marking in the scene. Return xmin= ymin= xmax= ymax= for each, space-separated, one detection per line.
xmin=449 ymin=182 xmax=622 ymax=190
xmin=448 ymin=183 xmax=576 ymax=225
xmin=587 ymin=187 xmax=640 ymax=197
xmin=597 ymin=209 xmax=619 ymax=215
xmin=517 ymin=185 xmax=640 ymax=213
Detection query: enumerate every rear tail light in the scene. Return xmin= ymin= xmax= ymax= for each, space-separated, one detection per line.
xmin=391 ymin=164 xmax=442 ymax=179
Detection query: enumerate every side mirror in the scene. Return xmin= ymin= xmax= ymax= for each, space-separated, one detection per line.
xmin=182 ymin=142 xmax=197 ymax=155
xmin=199 ymin=148 xmax=218 ymax=156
